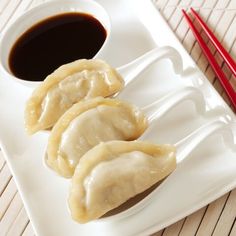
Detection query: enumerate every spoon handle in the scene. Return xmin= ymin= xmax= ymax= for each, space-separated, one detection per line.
xmin=143 ymin=86 xmax=205 ymax=122
xmin=117 ymin=46 xmax=183 ymax=85
xmin=175 ymin=119 xmax=235 ymax=164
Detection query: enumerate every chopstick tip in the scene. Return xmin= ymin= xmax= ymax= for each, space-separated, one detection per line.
xmin=181 ymin=9 xmax=187 ymax=15
xmin=190 ymin=7 xmax=197 ymax=14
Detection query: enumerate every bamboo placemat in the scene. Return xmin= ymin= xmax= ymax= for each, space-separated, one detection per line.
xmin=0 ymin=0 xmax=235 ymax=235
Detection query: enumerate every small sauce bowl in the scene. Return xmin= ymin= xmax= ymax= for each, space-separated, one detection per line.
xmin=0 ymin=0 xmax=110 ymax=87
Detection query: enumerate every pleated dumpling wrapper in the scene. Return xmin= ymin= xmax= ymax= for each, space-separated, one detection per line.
xmin=68 ymin=140 xmax=176 ymax=223
xmin=46 ymin=97 xmax=148 ymax=178
xmin=25 ymin=59 xmax=124 ymax=134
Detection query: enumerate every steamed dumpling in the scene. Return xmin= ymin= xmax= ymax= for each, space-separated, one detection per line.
xmin=25 ymin=59 xmax=124 ymax=134
xmin=68 ymin=140 xmax=176 ymax=223
xmin=46 ymin=97 xmax=148 ymax=178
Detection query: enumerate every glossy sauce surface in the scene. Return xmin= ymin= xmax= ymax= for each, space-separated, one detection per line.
xmin=9 ymin=13 xmax=107 ymax=81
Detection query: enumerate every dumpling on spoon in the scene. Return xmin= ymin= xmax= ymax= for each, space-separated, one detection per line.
xmin=68 ymin=140 xmax=176 ymax=223
xmin=46 ymin=97 xmax=148 ymax=178
xmin=25 ymin=59 xmax=124 ymax=134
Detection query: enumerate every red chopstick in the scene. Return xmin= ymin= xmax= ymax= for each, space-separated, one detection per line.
xmin=182 ymin=9 xmax=236 ymax=110
xmin=190 ymin=8 xmax=236 ymax=77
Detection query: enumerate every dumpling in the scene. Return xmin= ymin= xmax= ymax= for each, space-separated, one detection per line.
xmin=25 ymin=59 xmax=124 ymax=134
xmin=46 ymin=97 xmax=148 ymax=178
xmin=68 ymin=140 xmax=176 ymax=223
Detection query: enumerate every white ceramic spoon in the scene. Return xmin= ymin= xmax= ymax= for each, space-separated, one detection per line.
xmin=99 ymin=117 xmax=235 ymax=222
xmin=44 ymin=86 xmax=206 ymax=174
xmin=1 ymin=45 xmax=183 ymax=91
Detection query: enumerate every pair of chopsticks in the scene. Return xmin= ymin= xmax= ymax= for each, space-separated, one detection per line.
xmin=182 ymin=8 xmax=236 ymax=110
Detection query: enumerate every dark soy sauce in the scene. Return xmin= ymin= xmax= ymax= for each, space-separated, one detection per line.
xmin=9 ymin=13 xmax=107 ymax=81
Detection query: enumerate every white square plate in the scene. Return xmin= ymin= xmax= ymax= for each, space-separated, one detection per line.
xmin=0 ymin=0 xmax=235 ymax=235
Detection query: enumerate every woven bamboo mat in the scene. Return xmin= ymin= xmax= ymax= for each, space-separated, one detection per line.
xmin=0 ymin=0 xmax=235 ymax=235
